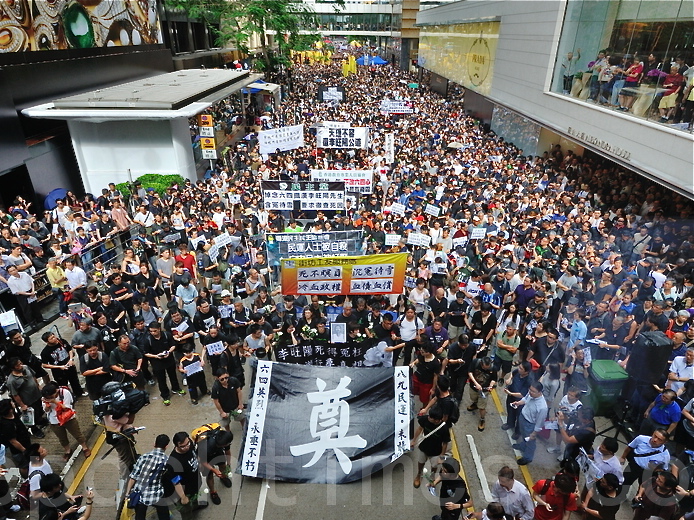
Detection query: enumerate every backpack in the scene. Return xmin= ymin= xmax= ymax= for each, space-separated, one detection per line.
xmin=191 ymin=423 xmax=222 ymax=444
xmin=16 ymin=469 xmax=45 ymax=510
xmin=434 ymin=395 xmax=460 ymax=424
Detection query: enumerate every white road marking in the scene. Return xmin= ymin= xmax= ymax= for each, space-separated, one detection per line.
xmin=466 ymin=434 xmax=494 ymax=503
xmin=255 ymin=479 xmax=269 ymax=520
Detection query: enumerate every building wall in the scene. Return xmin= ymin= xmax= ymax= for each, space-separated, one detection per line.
xmin=417 ymin=1 xmax=694 ymax=198
xmin=0 ymin=48 xmax=173 ymax=205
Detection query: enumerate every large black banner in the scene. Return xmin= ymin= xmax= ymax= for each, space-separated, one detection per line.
xmin=265 ymin=230 xmax=365 ymax=267
xmin=238 ymin=362 xmax=411 ymax=483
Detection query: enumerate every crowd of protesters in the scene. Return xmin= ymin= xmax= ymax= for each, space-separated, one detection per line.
xmin=0 ymin=58 xmax=693 ymax=520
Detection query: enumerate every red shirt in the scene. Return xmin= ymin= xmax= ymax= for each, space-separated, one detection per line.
xmin=175 ymin=253 xmax=196 ymax=276
xmin=532 ymin=480 xmax=578 ymax=520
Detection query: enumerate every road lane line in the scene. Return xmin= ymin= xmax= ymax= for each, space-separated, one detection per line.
xmin=490 ymin=389 xmax=536 ymax=492
xmin=450 ymin=429 xmax=475 ymax=511
xmin=67 ymin=431 xmax=106 ymax=495
xmin=255 ymin=479 xmax=269 ymax=520
xmin=466 ymin=435 xmax=493 ymax=503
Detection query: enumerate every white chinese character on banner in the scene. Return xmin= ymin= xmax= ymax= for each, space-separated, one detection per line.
xmin=289 ymin=376 xmax=367 ymax=474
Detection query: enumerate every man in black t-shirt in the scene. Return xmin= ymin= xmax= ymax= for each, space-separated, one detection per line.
xmin=40 ymin=332 xmax=84 ymax=398
xmin=411 ymin=408 xmax=451 ymax=489
xmin=446 ymin=334 xmax=476 ymax=402
xmin=430 ymin=457 xmax=472 ymax=520
xmin=0 ymin=399 xmax=31 ymax=475
xmin=165 ymin=431 xmax=203 ymax=515
xmin=210 ymin=369 xmax=245 ymax=431
xmin=467 ymin=356 xmax=497 ymax=432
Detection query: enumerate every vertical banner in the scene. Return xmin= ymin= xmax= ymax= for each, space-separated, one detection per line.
xmin=240 ymin=361 xmax=273 ymax=478
xmin=280 ymin=253 xmax=408 ymax=295
xmin=392 ymin=367 xmax=410 ymax=462
xmin=384 ymin=133 xmax=395 ymax=164
xmin=237 ymin=363 xmax=411 ymax=483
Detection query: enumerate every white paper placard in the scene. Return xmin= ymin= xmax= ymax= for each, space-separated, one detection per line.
xmin=470 ymin=227 xmax=487 ymax=240
xmin=385 ymin=234 xmax=401 ymax=246
xmin=390 ymin=202 xmax=406 ymax=216
xmin=424 ymin=204 xmax=441 ymax=217
xmin=205 ymin=341 xmax=225 ymax=356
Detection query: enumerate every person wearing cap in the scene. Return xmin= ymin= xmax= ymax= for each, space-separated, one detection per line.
xmin=427 ymin=455 xmax=472 ymax=520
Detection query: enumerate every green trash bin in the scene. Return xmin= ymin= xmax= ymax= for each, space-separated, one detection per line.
xmin=587 ymin=360 xmax=629 ymax=416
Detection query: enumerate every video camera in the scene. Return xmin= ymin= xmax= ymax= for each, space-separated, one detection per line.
xmin=93 ymin=382 xmax=149 ymax=420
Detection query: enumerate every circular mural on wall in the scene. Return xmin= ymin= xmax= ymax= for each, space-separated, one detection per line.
xmin=0 ymin=0 xmax=162 ymax=52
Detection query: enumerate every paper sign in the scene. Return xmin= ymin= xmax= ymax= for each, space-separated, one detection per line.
xmin=206 ymin=341 xmax=225 ymax=356
xmin=184 ymin=360 xmax=204 ymax=376
xmin=424 ymin=204 xmax=441 ymax=217
xmin=390 ymin=203 xmax=406 ymax=216
xmin=174 ymin=321 xmax=189 ymax=334
xmin=331 ymin=322 xmax=347 ymax=343
xmin=385 ymin=234 xmax=401 ymax=246
xmin=470 ymin=227 xmax=487 ymax=240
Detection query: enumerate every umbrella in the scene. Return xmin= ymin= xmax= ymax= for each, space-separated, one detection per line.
xmin=44 ymin=188 xmax=68 ymax=210
xmin=447 ymin=142 xmax=465 ymax=149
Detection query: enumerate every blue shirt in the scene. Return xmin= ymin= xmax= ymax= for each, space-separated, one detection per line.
xmin=649 ymin=394 xmax=682 ymax=425
xmin=569 ymin=320 xmax=587 ymax=348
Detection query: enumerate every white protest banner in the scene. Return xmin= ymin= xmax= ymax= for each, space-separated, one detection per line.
xmin=385 ymin=234 xmax=401 ymax=246
xmin=407 ymin=233 xmax=431 ymax=247
xmin=310 ymin=170 xmax=373 ymax=194
xmin=316 ymin=126 xmax=368 ymax=149
xmin=390 ymin=202 xmax=406 ymax=216
xmin=379 ymin=100 xmax=414 ymax=114
xmin=261 ymin=181 xmax=346 ymax=211
xmin=470 ymin=227 xmax=487 ymax=240
xmin=384 ymin=133 xmax=395 ymax=164
xmin=424 ymin=204 xmax=441 ymax=217
xmin=258 ymin=124 xmax=304 ymax=155
xmin=316 ymin=121 xmax=350 ymax=128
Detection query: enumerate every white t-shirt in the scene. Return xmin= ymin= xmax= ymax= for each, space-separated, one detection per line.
xmin=399 ymin=316 xmax=424 ymax=341
xmin=29 ymin=460 xmax=52 ymax=492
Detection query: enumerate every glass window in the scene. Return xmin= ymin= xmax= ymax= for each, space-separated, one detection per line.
xmin=552 ymin=0 xmax=694 ymax=132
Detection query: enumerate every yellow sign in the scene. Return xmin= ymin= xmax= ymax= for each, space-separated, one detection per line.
xmin=419 ymin=21 xmax=499 ymax=96
xmin=198 ymin=114 xmax=213 ymax=127
xmin=200 ymin=137 xmax=216 ymax=150
xmin=281 ymin=253 xmax=408 ymax=296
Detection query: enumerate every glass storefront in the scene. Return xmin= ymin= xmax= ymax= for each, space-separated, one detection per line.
xmin=552 ymin=0 xmax=694 ymax=132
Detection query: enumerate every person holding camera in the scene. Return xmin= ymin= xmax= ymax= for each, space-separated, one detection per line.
xmin=37 ymin=474 xmax=93 ymax=520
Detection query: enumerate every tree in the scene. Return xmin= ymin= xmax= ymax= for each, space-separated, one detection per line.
xmin=165 ymin=0 xmax=330 ymax=74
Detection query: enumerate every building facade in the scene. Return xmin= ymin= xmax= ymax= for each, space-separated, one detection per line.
xmin=416 ymin=0 xmax=694 ymax=198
